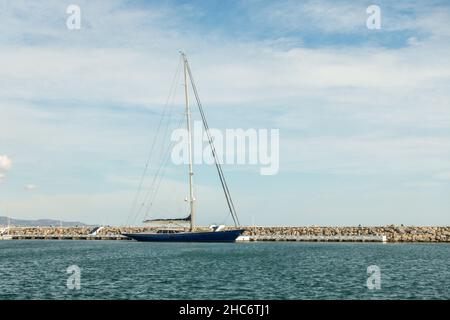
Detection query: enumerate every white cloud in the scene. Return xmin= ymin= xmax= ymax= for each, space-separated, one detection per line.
xmin=249 ymin=1 xmax=450 ymax=39
xmin=1 ymin=1 xmax=450 ymax=225
xmin=24 ymin=184 xmax=37 ymax=191
xmin=0 ymin=1 xmax=449 ymax=112
xmin=434 ymin=171 xmax=450 ymax=181
xmin=1 ymin=38 xmax=449 ymax=110
xmin=1 ymin=37 xmax=450 ymax=181
xmin=253 ymin=1 xmax=365 ymax=33
xmin=403 ymin=181 xmax=441 ymax=188
xmin=0 ymin=155 xmax=12 ymax=171
xmin=280 ymin=135 xmax=450 ymax=175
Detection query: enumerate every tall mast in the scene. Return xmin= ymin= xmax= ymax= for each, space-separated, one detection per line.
xmin=181 ymin=52 xmax=196 ymax=231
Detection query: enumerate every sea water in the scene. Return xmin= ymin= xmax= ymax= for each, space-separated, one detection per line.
xmin=0 ymin=241 xmax=448 ymax=299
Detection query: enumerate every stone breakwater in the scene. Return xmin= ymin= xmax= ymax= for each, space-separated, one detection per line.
xmin=242 ymin=226 xmax=450 ymax=242
xmin=3 ymin=225 xmax=450 ymax=242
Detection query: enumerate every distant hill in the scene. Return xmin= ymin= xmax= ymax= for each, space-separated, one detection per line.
xmin=0 ymin=216 xmax=88 ymax=227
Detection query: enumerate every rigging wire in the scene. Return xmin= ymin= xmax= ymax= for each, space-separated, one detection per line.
xmin=142 ymin=115 xmax=185 ymax=221
xmin=132 ymin=61 xmax=185 ymax=224
xmin=126 ymin=57 xmax=182 ymax=225
xmin=130 ymin=91 xmax=183 ymax=225
xmin=141 ymin=75 xmax=185 ymax=217
xmin=185 ymin=58 xmax=241 ymax=227
xmin=142 ymin=102 xmax=195 ymax=223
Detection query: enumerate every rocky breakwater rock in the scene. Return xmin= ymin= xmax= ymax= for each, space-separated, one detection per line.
xmin=4 ymin=225 xmax=449 ymax=242
xmin=241 ymin=226 xmax=450 ymax=242
xmin=7 ymin=227 xmax=92 ymax=236
xmin=100 ymin=226 xmax=160 ymax=236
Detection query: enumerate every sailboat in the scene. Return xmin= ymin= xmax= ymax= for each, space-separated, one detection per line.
xmin=122 ymin=52 xmax=245 ymax=242
xmin=0 ymin=216 xmax=13 ymax=240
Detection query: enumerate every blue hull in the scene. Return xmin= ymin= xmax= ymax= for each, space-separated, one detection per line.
xmin=122 ymin=229 xmax=245 ymax=243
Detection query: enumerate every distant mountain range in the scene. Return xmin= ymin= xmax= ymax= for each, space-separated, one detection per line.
xmin=0 ymin=216 xmax=88 ymax=227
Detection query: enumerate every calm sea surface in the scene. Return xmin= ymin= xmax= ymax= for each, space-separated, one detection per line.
xmin=0 ymin=241 xmax=448 ymax=299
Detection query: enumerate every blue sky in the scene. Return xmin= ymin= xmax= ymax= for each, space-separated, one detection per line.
xmin=0 ymin=0 xmax=449 ymax=226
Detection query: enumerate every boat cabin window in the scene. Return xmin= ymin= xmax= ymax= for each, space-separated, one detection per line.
xmin=157 ymin=229 xmax=180 ymax=234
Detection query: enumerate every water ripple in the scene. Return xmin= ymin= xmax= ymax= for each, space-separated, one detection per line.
xmin=0 ymin=241 xmax=448 ymax=299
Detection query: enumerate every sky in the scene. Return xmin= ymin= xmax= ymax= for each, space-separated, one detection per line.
xmin=0 ymin=0 xmax=449 ymax=226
